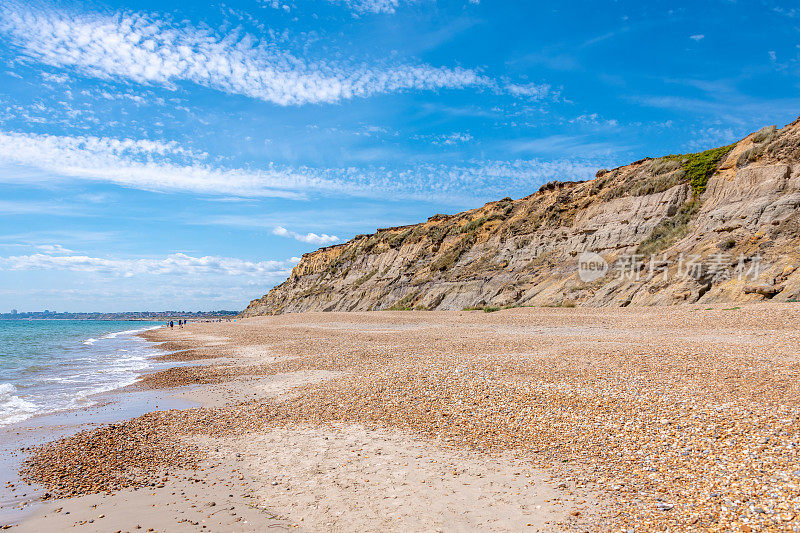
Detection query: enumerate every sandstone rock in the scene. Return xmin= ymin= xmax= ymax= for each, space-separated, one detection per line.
xmin=744 ymin=283 xmax=783 ymax=296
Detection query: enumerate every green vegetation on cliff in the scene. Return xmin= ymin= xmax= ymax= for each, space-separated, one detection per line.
xmin=636 ymin=197 xmax=701 ymax=257
xmin=658 ymin=144 xmax=735 ymax=194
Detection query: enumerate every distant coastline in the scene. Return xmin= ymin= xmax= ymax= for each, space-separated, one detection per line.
xmin=0 ymin=311 xmax=239 ymax=321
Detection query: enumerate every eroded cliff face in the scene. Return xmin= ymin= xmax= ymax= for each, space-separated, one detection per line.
xmin=242 ymin=118 xmax=800 ymax=316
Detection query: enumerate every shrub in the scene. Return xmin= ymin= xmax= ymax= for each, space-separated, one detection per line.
xmin=654 ymin=145 xmax=734 ymax=195
xmin=463 ymin=305 xmax=501 ymax=313
xmin=430 ymin=234 xmax=476 ymax=271
xmin=460 ymin=217 xmax=487 ymax=234
xmin=736 ymin=145 xmax=766 ymax=167
xmin=538 ymin=180 xmax=562 ymax=193
xmin=681 ymin=145 xmax=735 ymax=194
xmin=389 ymin=291 xmax=420 ymax=310
xmin=650 ymin=158 xmax=682 ymax=175
xmin=352 ymin=268 xmax=378 ymax=287
xmin=636 ymin=198 xmax=701 ymax=256
xmin=386 ymin=228 xmax=413 ymax=248
xmin=628 ymin=169 xmax=686 ymax=197
xmin=751 ymin=125 xmax=777 ymax=144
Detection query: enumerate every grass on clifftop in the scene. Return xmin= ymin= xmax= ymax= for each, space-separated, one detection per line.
xmin=657 ymin=144 xmax=735 ymax=194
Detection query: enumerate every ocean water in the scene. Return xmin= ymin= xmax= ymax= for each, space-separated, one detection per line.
xmin=0 ymin=320 xmax=166 ymax=426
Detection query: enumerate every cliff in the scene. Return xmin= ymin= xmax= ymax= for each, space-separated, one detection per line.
xmin=242 ymin=117 xmax=800 ymax=315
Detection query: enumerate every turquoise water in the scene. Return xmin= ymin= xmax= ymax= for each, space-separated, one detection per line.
xmin=0 ymin=320 xmax=165 ymax=425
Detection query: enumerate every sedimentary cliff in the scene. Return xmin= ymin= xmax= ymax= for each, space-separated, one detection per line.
xmin=243 ymin=118 xmax=800 ymax=315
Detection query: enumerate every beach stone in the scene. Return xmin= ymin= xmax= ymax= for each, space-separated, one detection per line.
xmin=19 ymin=306 xmax=800 ymax=532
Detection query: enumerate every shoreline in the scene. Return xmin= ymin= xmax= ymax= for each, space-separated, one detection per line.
xmin=3 ymin=303 xmax=799 ymax=531
xmin=0 ymin=329 xmax=200 ymax=526
xmin=0 ymin=321 xmax=166 ymax=430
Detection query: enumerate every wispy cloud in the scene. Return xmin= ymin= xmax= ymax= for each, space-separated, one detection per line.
xmin=0 ymin=131 xmax=324 ymax=198
xmin=683 ymin=127 xmax=739 ymax=152
xmin=273 ymin=226 xmax=340 ymax=245
xmin=332 ymin=0 xmax=406 ymax=15
xmin=35 ymin=244 xmax=73 ymax=254
xmin=631 ymin=92 xmax=800 ymax=127
xmin=0 ymin=251 xmax=298 ymax=278
xmin=0 ymin=4 xmax=553 ymax=106
xmin=413 ymin=131 xmax=474 ymax=145
xmin=505 ymin=134 xmax=628 ymax=158
xmin=0 ymin=5 xmax=492 ymax=106
xmin=568 ymin=113 xmax=619 ymax=128
xmin=504 ymin=82 xmax=556 ymax=100
xmin=334 ymin=0 xmax=477 ymax=16
xmin=0 ymin=130 xmax=602 ymax=202
xmin=0 ymin=199 xmax=82 ymax=216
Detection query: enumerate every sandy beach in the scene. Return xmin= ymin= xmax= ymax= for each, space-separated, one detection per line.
xmin=4 ymin=303 xmax=800 ymax=532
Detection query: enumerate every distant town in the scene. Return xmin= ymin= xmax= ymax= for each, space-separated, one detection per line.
xmin=1 ymin=310 xmax=239 ymax=320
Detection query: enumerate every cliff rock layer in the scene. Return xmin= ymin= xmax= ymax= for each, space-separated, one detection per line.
xmin=243 ymin=118 xmax=800 ymax=315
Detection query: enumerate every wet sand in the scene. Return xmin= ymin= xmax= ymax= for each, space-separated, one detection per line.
xmin=6 ymin=303 xmax=800 ymax=531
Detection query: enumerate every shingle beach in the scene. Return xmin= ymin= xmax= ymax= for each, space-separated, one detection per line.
xmin=14 ymin=304 xmax=800 ymax=532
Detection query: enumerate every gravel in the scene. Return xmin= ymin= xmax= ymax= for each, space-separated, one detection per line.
xmin=21 ymin=304 xmax=800 ymax=531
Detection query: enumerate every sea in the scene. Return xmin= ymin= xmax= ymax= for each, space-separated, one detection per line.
xmin=0 ymin=320 xmax=167 ymax=426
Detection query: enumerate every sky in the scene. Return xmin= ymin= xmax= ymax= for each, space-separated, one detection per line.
xmin=0 ymin=0 xmax=799 ymax=312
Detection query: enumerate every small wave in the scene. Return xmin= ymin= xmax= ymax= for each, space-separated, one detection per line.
xmin=100 ymin=326 xmax=160 ymax=340
xmin=1 ymin=324 xmax=164 ymax=426
xmin=79 ymin=325 xmax=158 ymax=346
xmin=36 ymin=376 xmax=83 ymax=384
xmin=71 ymin=376 xmax=143 ymax=403
xmin=0 ymin=382 xmax=39 ymax=426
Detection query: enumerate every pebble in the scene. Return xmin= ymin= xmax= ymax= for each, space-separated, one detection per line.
xmin=20 ymin=306 xmax=800 ymax=532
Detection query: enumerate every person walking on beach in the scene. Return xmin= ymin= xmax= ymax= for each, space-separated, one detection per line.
xmin=169 ymin=320 xmax=173 ymax=328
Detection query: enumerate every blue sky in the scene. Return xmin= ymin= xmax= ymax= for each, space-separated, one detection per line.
xmin=0 ymin=0 xmax=798 ymax=312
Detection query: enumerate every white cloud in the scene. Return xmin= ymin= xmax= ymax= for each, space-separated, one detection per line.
xmin=262 ymin=0 xmax=436 ymax=16
xmin=0 ymin=5 xmax=553 ymax=105
xmin=273 ymin=226 xmax=340 ymax=245
xmin=40 ymin=71 xmax=69 ymax=83
xmin=0 ymin=251 xmax=298 ymax=278
xmin=569 ymin=113 xmax=619 ymax=128
xmin=413 ymin=131 xmax=473 ymax=145
xmin=35 ymin=244 xmax=73 ymax=254
xmin=689 ymin=34 xmax=705 ymax=41
xmin=0 ymin=5 xmax=492 ymax=106
xmin=0 ymin=130 xmax=331 ymax=198
xmin=331 ymin=0 xmax=482 ymax=16
xmin=504 ymin=82 xmax=555 ymax=100
xmin=433 ymin=132 xmax=473 ymax=145
xmin=332 ymin=0 xmax=405 ymax=15
xmin=0 ymin=130 xmax=602 ymax=202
